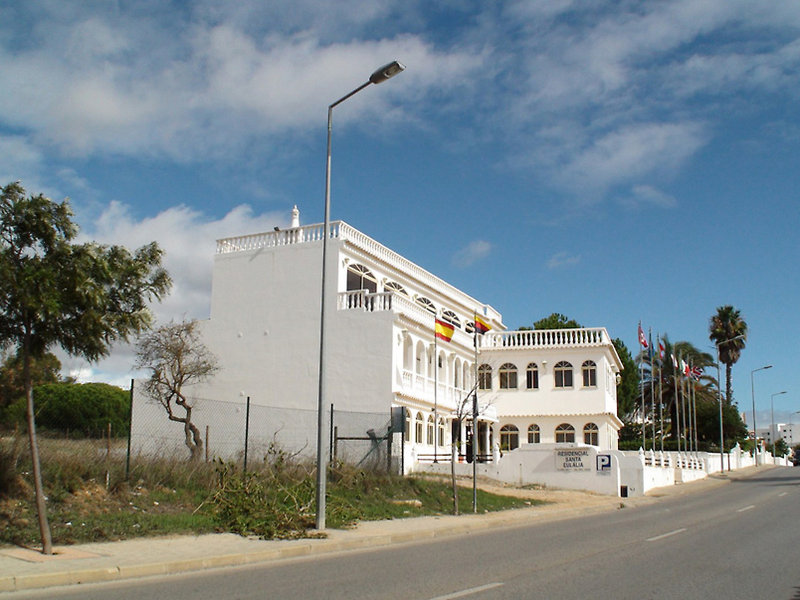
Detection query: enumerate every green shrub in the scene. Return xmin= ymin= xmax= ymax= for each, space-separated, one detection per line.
xmin=5 ymin=383 xmax=130 ymax=438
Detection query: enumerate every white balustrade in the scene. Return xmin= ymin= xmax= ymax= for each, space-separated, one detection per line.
xmin=480 ymin=327 xmax=610 ymax=349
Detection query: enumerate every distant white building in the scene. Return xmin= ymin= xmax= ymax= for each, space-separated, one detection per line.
xmin=757 ymin=423 xmax=796 ymax=448
xmin=131 ymin=209 xmax=623 ymax=472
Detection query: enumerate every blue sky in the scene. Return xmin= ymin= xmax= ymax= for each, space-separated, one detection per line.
xmin=2 ymin=1 xmax=799 ymax=429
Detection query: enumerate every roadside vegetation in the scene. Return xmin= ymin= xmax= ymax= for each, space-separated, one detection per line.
xmin=0 ymin=434 xmax=538 ymax=547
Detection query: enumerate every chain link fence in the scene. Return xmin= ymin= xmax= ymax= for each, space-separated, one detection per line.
xmin=129 ymin=380 xmax=397 ymax=473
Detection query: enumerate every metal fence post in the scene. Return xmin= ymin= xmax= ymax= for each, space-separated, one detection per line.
xmin=125 ymin=379 xmax=134 ymax=480
xmin=243 ymin=396 xmax=251 ymax=472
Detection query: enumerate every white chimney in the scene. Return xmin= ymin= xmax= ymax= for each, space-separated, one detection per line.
xmin=291 ymin=205 xmax=300 ymax=228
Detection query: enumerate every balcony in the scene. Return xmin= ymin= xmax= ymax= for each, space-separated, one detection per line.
xmin=216 ymin=221 xmax=503 ymax=325
xmin=480 ymin=328 xmax=611 ymax=350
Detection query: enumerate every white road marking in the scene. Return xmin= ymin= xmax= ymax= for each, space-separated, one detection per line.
xmin=737 ymin=505 xmax=756 ymax=512
xmin=646 ymin=528 xmax=687 ymax=542
xmin=779 ymin=492 xmax=788 ymax=497
xmin=428 ymin=582 xmax=505 ymax=600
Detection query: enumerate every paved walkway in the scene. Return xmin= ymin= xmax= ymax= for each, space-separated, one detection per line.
xmin=0 ymin=468 xmax=766 ymax=594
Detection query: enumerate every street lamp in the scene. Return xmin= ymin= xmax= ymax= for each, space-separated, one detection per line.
xmin=770 ymin=391 xmax=787 ymax=456
xmin=316 ymin=61 xmax=405 ymax=531
xmin=750 ymin=364 xmax=773 ymax=465
xmin=714 ymin=335 xmax=745 ymax=471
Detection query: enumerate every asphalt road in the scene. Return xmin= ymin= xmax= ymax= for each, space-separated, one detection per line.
xmin=10 ymin=468 xmax=800 ymax=600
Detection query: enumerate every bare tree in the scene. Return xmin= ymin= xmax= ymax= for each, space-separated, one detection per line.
xmin=135 ymin=319 xmax=218 ymax=460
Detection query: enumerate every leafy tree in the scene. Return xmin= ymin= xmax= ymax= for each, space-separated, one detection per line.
xmin=709 ymin=305 xmax=748 ymax=405
xmin=532 ymin=313 xmax=583 ymax=330
xmin=5 ymin=382 xmax=130 ymax=437
xmin=613 ymin=338 xmax=637 ymax=421
xmin=0 ymin=182 xmax=171 ymax=554
xmin=769 ymin=438 xmax=789 ymax=457
xmin=135 ymin=319 xmax=218 ymax=461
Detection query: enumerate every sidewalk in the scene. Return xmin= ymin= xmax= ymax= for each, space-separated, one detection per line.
xmin=0 ymin=467 xmax=764 ymax=594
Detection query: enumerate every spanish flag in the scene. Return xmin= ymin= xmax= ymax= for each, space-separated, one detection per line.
xmin=435 ymin=318 xmax=454 ymax=342
xmin=474 ymin=315 xmax=491 ymax=334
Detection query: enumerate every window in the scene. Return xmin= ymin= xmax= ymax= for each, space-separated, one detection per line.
xmin=465 ymin=321 xmax=475 ymax=334
xmin=500 ymin=425 xmax=519 ymax=451
xmin=526 ymin=363 xmax=539 ymax=389
xmin=528 ymin=424 xmax=540 ymax=444
xmin=582 ymin=360 xmax=597 ymax=387
xmin=584 ymin=423 xmax=599 ymax=446
xmin=384 ymin=281 xmax=407 ymax=296
xmin=415 ymin=413 xmax=424 ymax=444
xmin=438 ymin=418 xmax=446 ymax=447
xmin=499 ymin=363 xmax=518 ymax=389
xmin=554 ymin=361 xmax=573 ymax=388
xmin=441 ymin=309 xmax=461 ymax=329
xmin=416 ymin=296 xmax=436 ymax=314
xmin=346 ymin=263 xmax=377 ymax=293
xmin=478 ymin=364 xmax=492 ymax=390
xmin=404 ymin=408 xmax=411 ymax=442
xmin=427 ymin=415 xmax=435 ymax=445
xmin=555 ymin=423 xmax=575 ymax=443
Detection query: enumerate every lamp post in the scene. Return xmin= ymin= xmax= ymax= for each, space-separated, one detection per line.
xmin=714 ymin=335 xmax=745 ymax=471
xmin=770 ymin=391 xmax=787 ymax=456
xmin=316 ymin=61 xmax=405 ymax=531
xmin=750 ymin=365 xmax=772 ymax=465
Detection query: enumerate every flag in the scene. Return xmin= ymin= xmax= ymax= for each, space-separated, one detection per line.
xmin=638 ymin=323 xmax=648 ymax=348
xmin=474 ymin=315 xmax=491 ymax=334
xmin=671 ymin=353 xmax=678 ymax=368
xmin=691 ymin=366 xmax=703 ymax=380
xmin=435 ymin=318 xmax=454 ymax=342
xmin=659 ymin=340 xmax=665 ymax=359
xmin=681 ymin=360 xmax=689 ymax=376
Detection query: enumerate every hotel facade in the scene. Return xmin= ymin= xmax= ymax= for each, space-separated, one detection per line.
xmin=131 ymin=208 xmax=623 ymax=473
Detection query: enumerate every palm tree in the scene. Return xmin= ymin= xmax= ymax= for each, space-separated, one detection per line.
xmin=709 ymin=305 xmax=748 ymax=405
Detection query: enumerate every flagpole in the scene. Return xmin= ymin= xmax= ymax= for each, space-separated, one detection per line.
xmin=658 ymin=334 xmax=664 ymax=453
xmin=649 ymin=329 xmax=656 ymax=451
xmin=681 ymin=361 xmax=688 ymax=452
xmin=472 ymin=315 xmax=479 ymax=513
xmin=673 ymin=353 xmax=681 ymax=453
xmin=692 ymin=368 xmax=699 ymax=453
xmin=638 ymin=322 xmax=646 ymax=450
xmin=433 ymin=316 xmax=438 ymax=464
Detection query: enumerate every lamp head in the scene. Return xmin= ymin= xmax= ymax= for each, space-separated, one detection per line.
xmin=369 ymin=61 xmax=405 ymax=84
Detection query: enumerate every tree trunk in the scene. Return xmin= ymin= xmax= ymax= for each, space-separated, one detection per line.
xmin=450 ymin=438 xmax=459 ymax=516
xmin=182 ymin=406 xmax=203 ymax=461
xmin=725 ymin=363 xmax=733 ymax=405
xmin=23 ymin=345 xmax=53 ymax=554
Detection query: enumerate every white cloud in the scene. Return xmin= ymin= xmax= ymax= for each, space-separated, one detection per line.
xmin=618 ymin=185 xmax=678 ymax=209
xmin=452 ymin=240 xmax=492 ymax=268
xmin=547 ymin=252 xmax=581 ymax=270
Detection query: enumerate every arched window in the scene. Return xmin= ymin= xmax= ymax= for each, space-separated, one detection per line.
xmin=416 ymin=296 xmax=436 ymax=314
xmin=555 ymin=423 xmax=575 ymax=443
xmin=526 ymin=363 xmax=539 ymax=390
xmin=384 ymin=281 xmax=407 ymax=296
xmin=453 ymin=357 xmax=461 ymax=388
xmin=582 ymin=360 xmax=597 ymax=387
xmin=441 ymin=309 xmax=461 ymax=329
xmin=478 ymin=364 xmax=492 ymax=390
xmin=404 ymin=408 xmax=411 ymax=442
xmin=499 ymin=363 xmax=518 ymax=389
xmin=528 ymin=424 xmax=540 ymax=444
xmin=500 ymin=425 xmax=519 ymax=451
xmin=427 ymin=415 xmax=435 ymax=445
xmin=415 ymin=413 xmax=424 ymax=444
xmin=465 ymin=321 xmax=475 ymax=334
xmin=554 ymin=361 xmax=573 ymax=388
xmin=438 ymin=418 xmax=446 ymax=448
xmin=346 ymin=263 xmax=377 ymax=293
xmin=584 ymin=423 xmax=599 ymax=446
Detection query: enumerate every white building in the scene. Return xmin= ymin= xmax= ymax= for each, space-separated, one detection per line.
xmin=131 ymin=210 xmax=623 ymax=473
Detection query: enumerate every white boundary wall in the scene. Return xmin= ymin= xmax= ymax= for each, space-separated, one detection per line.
xmin=418 ymin=442 xmax=791 ymax=497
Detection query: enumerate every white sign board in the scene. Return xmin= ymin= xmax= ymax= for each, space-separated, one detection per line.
xmin=555 ymin=448 xmax=591 ymax=471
